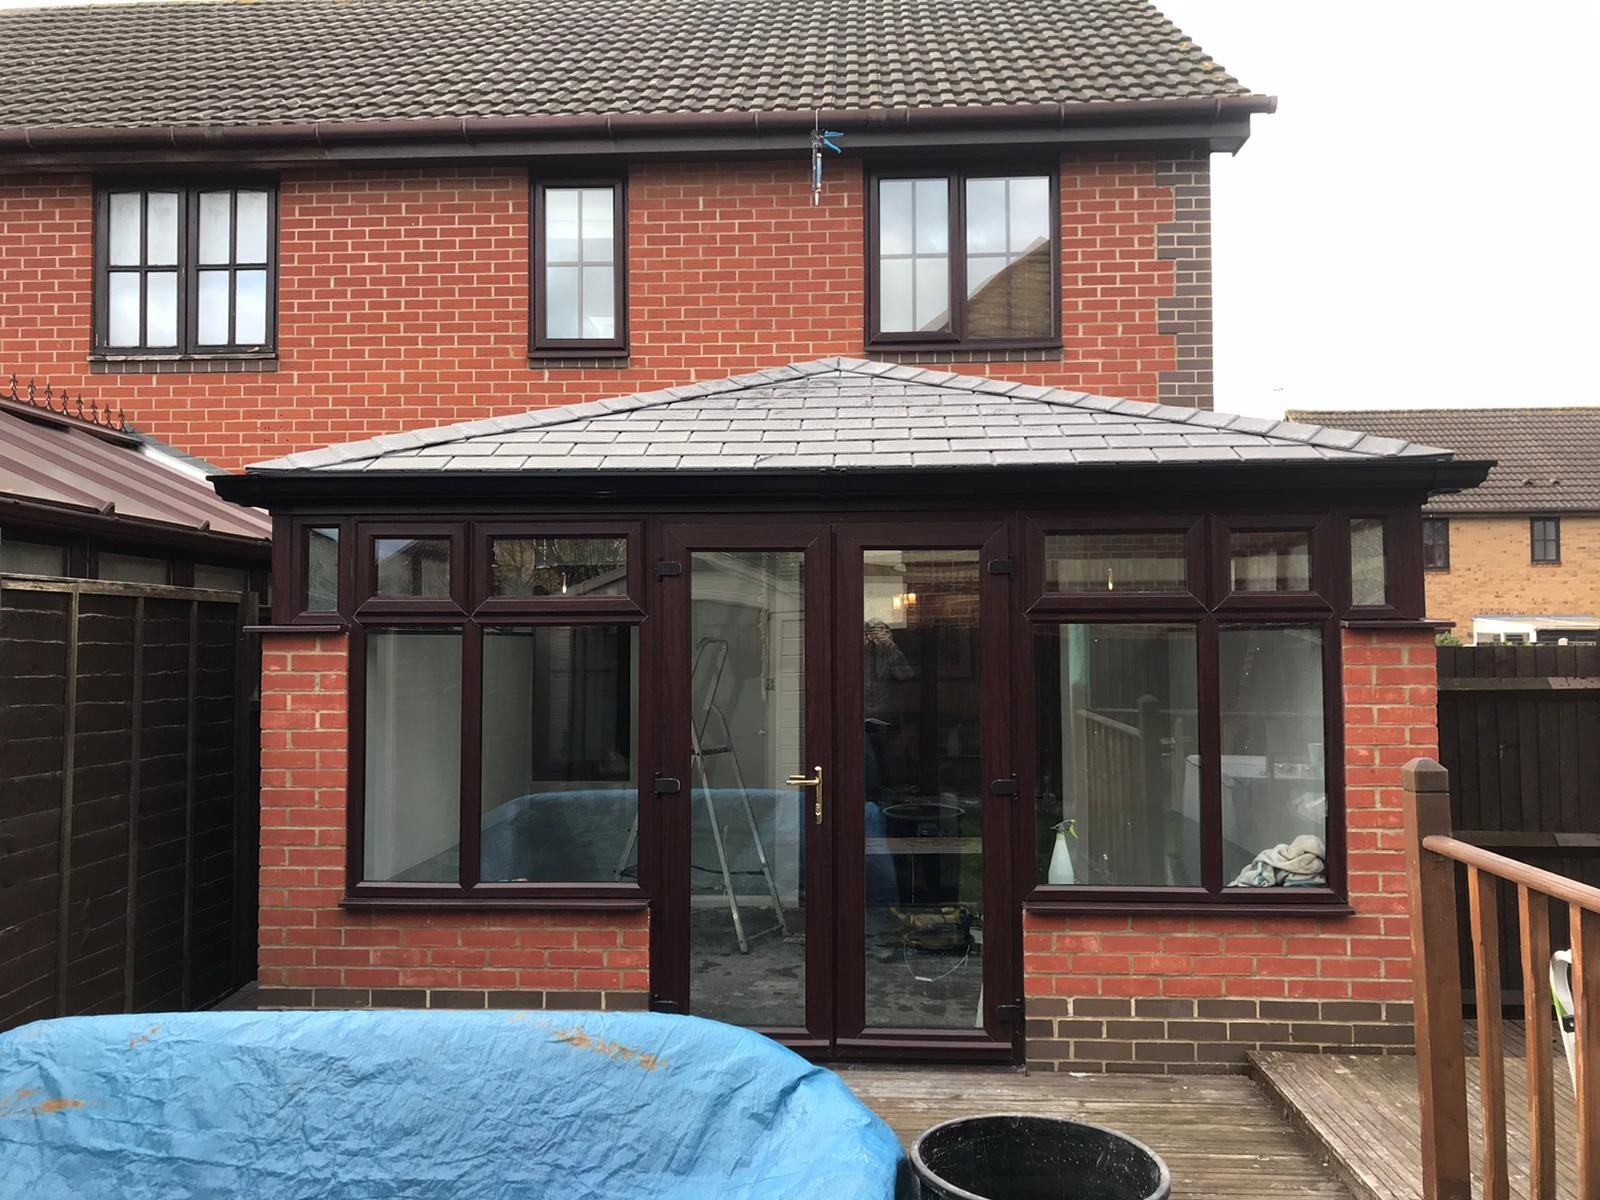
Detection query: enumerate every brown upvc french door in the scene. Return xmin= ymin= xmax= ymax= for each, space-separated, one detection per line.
xmin=651 ymin=517 xmax=1016 ymax=1062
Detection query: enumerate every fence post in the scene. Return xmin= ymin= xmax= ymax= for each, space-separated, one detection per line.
xmin=1402 ymin=757 xmax=1471 ymax=1200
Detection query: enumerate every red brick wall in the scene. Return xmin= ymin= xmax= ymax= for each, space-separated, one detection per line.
xmin=1 ymin=155 xmax=1199 ymax=470
xmin=1023 ymin=627 xmax=1438 ymax=1072
xmin=257 ymin=632 xmax=648 ymax=1012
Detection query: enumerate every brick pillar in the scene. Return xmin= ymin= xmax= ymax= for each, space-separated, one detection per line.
xmin=256 ymin=631 xmax=649 ymax=1012
xmin=1023 ymin=626 xmax=1438 ymax=1073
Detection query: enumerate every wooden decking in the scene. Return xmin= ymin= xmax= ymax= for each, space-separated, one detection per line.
xmin=1253 ymin=1034 xmax=1581 ymax=1200
xmin=841 ymin=1067 xmax=1352 ymax=1200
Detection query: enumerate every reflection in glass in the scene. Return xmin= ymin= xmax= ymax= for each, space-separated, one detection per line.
xmin=878 ymin=178 xmax=951 ymax=333
xmin=1219 ymin=625 xmax=1328 ymax=887
xmin=1046 ymin=532 xmax=1188 ymax=593
xmin=480 ymin=626 xmax=637 ymax=883
xmin=305 ymin=525 xmax=340 ymax=611
xmin=687 ymin=551 xmax=807 ymax=1027
xmin=862 ymin=548 xmax=983 ymax=1029
xmin=965 ymin=175 xmax=1051 ymax=339
xmin=1035 ymin=624 xmax=1200 ymax=886
xmin=374 ymin=537 xmax=450 ymax=597
xmin=98 ymin=552 xmax=168 ymax=584
xmin=1230 ymin=529 xmax=1312 ymax=592
xmin=490 ymin=536 xmax=626 ymax=598
xmin=542 ymin=186 xmax=616 ymax=341
xmin=194 ymin=565 xmax=247 ymax=592
xmin=0 ymin=539 xmax=67 ymax=577
xmin=364 ymin=629 xmax=462 ymax=882
xmin=1350 ymin=518 xmax=1387 ymax=606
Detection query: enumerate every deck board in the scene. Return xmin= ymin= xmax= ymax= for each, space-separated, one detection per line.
xmin=1252 ymin=1040 xmax=1580 ymax=1200
xmin=840 ymin=1067 xmax=1352 ymax=1199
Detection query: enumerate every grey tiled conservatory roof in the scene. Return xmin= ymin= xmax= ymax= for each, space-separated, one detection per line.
xmin=252 ymin=359 xmax=1455 ymax=474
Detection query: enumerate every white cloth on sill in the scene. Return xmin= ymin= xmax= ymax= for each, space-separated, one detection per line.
xmin=1230 ymin=833 xmax=1326 ymax=887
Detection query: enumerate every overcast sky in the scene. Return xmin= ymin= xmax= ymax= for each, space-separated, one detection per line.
xmin=5 ymin=0 xmax=1594 ymax=418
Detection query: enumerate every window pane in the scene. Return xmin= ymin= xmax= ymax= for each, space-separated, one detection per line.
xmin=479 ymin=625 xmax=638 ymax=883
xmin=374 ymin=536 xmax=451 ymax=598
xmin=879 ymin=257 xmax=914 ymax=332
xmin=305 ymin=525 xmax=340 ymax=611
xmin=580 ymin=188 xmax=614 ymax=262
xmin=1220 ymin=626 xmax=1328 ymax=887
xmin=108 ymin=193 xmax=142 ymax=266
xmin=1422 ymin=518 xmax=1450 ymax=570
xmin=862 ymin=548 xmax=983 ymax=1029
xmin=236 ymin=270 xmax=268 ymax=344
xmin=236 ymin=191 xmax=269 ymax=262
xmin=198 ymin=191 xmax=232 ymax=265
xmin=915 ymin=256 xmax=950 ymax=333
xmin=1035 ymin=623 xmax=1200 ymax=887
xmin=196 ymin=269 xmax=230 ymax=345
xmin=364 ymin=629 xmax=462 ymax=883
xmin=145 ymin=192 xmax=178 ymax=266
xmin=965 ymin=179 xmax=1006 ymax=254
xmin=107 ymin=272 xmax=142 ymax=346
xmin=1350 ymin=518 xmax=1387 ymax=606
xmin=1 ymin=539 xmax=67 ymax=577
xmin=545 ymin=189 xmax=581 ymax=262
xmin=966 ymin=254 xmax=1005 ymax=297
xmin=145 ymin=272 xmax=178 ymax=347
xmin=1045 ymin=531 xmax=1188 ymax=593
xmin=490 ymin=536 xmax=627 ymax=597
xmin=194 ymin=565 xmax=247 ymax=592
xmin=1007 ymin=176 xmax=1051 ymax=253
xmin=98 ymin=552 xmax=168 ymax=584
xmin=1230 ymin=529 xmax=1312 ymax=592
xmin=581 ymin=264 xmax=615 ymax=339
xmin=878 ymin=180 xmax=914 ymax=255
xmin=913 ymin=178 xmax=948 ymax=253
xmin=545 ymin=264 xmax=581 ymax=339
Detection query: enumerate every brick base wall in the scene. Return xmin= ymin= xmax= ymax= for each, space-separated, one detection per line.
xmin=1022 ymin=627 xmax=1437 ymax=1072
xmin=257 ymin=633 xmax=649 ymax=1014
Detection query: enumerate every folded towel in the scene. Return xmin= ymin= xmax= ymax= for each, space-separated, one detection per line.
xmin=1231 ymin=833 xmax=1326 ymax=887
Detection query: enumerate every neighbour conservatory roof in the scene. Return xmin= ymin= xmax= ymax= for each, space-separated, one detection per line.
xmin=252 ymin=359 xmax=1461 ymax=477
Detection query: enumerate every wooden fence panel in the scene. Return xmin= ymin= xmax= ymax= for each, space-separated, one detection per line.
xmin=1437 ymin=644 xmax=1600 ymax=1006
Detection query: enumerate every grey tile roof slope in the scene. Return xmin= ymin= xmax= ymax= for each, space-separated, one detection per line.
xmin=252 ymin=360 xmax=1454 ymax=475
xmin=1289 ymin=408 xmax=1598 ymax=515
xmin=0 ymin=0 xmax=1249 ymax=129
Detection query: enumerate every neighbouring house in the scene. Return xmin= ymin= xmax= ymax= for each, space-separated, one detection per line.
xmin=1 ymin=0 xmax=1492 ymax=1071
xmin=1292 ymin=409 xmax=1600 ymax=645
xmin=0 ymin=386 xmax=270 ymax=1031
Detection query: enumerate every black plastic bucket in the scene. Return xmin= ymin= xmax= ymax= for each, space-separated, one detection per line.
xmin=910 ymin=1114 xmax=1172 ymax=1200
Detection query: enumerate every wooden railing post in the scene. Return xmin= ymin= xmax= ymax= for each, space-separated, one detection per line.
xmin=1402 ymin=757 xmax=1472 ymax=1200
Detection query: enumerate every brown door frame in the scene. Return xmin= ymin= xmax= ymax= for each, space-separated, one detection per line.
xmin=832 ymin=519 xmax=1019 ymax=1063
xmin=651 ymin=518 xmax=837 ymax=1056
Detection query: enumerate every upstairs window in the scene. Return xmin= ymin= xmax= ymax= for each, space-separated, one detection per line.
xmin=869 ymin=169 xmax=1058 ymax=349
xmin=1422 ymin=518 xmax=1450 ymax=571
xmin=532 ymin=179 xmax=627 ymax=357
xmin=1531 ymin=517 xmax=1561 ymax=564
xmin=96 ymin=185 xmax=276 ymax=356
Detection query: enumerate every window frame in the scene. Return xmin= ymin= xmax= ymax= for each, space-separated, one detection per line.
xmin=865 ymin=162 xmax=1062 ymax=352
xmin=1422 ymin=516 xmax=1451 ymax=572
xmin=1531 ymin=516 xmax=1561 ymax=565
xmin=529 ymin=176 xmax=629 ymax=360
xmin=92 ymin=181 xmax=279 ymax=360
xmin=332 ymin=517 xmax=649 ymax=908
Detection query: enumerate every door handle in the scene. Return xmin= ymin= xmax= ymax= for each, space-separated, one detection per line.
xmin=786 ymin=765 xmax=824 ymax=825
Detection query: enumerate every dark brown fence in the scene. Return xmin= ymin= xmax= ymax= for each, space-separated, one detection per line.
xmin=1437 ymin=644 xmax=1600 ymax=1007
xmin=0 ymin=575 xmax=259 ymax=1031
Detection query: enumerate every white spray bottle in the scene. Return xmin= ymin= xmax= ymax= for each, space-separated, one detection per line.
xmin=1048 ymin=819 xmax=1078 ymax=885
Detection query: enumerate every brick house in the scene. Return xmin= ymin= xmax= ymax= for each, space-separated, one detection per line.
xmin=0 ymin=0 xmax=1491 ymax=1070
xmin=1293 ymin=409 xmax=1600 ymax=645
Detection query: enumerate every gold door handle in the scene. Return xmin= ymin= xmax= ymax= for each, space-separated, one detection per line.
xmin=786 ymin=765 xmax=824 ymax=825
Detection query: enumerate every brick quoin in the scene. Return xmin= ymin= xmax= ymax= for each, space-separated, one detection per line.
xmin=1023 ymin=627 xmax=1438 ymax=1074
xmin=0 ymin=155 xmax=1201 ymax=471
xmin=256 ymin=632 xmax=648 ymax=1012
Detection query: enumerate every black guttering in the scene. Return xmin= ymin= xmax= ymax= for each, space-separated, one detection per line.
xmin=0 ymin=96 xmax=1278 ymax=167
xmin=211 ymin=456 xmax=1493 ymax=509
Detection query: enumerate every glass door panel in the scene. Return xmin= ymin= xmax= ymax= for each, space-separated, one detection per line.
xmin=686 ymin=550 xmax=810 ymax=1027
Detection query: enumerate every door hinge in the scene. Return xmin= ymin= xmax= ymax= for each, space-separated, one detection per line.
xmin=652 ymin=775 xmax=682 ymax=796
xmin=995 ymin=1002 xmax=1024 ymax=1024
xmin=986 ymin=558 xmax=1015 ymax=576
xmin=655 ymin=559 xmax=683 ymax=579
xmin=990 ymin=777 xmax=1018 ymax=797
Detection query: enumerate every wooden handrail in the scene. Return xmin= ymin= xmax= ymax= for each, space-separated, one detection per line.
xmin=1404 ymin=757 xmax=1600 ymax=1200
xmin=1423 ymin=834 xmax=1600 ymax=915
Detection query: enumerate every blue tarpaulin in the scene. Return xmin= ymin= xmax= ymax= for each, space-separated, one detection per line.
xmin=0 ymin=1010 xmax=908 ymax=1199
